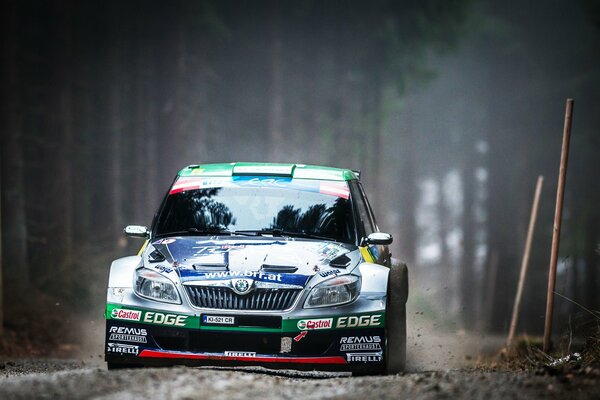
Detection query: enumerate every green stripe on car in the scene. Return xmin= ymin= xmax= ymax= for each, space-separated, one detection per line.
xmin=106 ymin=303 xmax=384 ymax=332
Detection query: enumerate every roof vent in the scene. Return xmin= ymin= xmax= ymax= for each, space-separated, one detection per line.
xmin=329 ymin=254 xmax=351 ymax=268
xmin=193 ymin=263 xmax=229 ymax=272
xmin=261 ymin=264 xmax=298 ymax=273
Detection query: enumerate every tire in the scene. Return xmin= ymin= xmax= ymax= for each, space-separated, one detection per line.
xmin=385 ymin=262 xmax=408 ymax=374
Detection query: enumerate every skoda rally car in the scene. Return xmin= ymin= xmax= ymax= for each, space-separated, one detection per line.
xmin=105 ymin=162 xmax=408 ymax=374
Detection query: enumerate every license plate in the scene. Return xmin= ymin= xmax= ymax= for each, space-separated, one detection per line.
xmin=203 ymin=315 xmax=235 ymax=325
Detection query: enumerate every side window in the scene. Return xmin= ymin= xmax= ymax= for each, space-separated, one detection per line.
xmin=349 ymin=181 xmax=375 ymax=239
xmin=358 ymin=182 xmax=379 ymax=231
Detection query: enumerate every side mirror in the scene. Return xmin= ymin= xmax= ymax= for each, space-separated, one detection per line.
xmin=362 ymin=232 xmax=393 ymax=246
xmin=124 ymin=225 xmax=149 ymax=238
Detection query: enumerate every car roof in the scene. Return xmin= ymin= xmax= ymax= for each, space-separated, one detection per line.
xmin=178 ymin=162 xmax=360 ymax=181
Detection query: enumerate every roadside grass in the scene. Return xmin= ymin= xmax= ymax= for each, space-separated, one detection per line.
xmin=581 ymin=328 xmax=600 ymax=367
xmin=473 ymin=325 xmax=600 ymax=373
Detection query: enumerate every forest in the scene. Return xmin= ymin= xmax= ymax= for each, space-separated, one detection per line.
xmin=1 ymin=0 xmax=599 ymax=356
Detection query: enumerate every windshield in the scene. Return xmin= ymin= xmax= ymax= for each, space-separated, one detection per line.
xmin=154 ymin=176 xmax=356 ymax=243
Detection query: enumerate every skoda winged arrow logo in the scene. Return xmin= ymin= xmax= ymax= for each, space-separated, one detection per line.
xmin=231 ymin=278 xmax=253 ymax=295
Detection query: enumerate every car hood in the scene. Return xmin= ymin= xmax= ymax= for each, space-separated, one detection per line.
xmin=146 ymin=236 xmax=360 ymax=287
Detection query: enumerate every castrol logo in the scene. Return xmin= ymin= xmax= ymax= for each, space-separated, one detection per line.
xmin=110 ymin=308 xmax=142 ymax=321
xmin=297 ymin=318 xmax=333 ymax=330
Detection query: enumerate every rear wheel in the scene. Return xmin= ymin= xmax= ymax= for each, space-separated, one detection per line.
xmin=385 ymin=262 xmax=408 ymax=374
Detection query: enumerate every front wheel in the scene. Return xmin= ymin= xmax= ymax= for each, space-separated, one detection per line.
xmin=385 ymin=262 xmax=408 ymax=374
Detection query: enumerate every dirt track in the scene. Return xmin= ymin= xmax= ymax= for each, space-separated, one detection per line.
xmin=1 ymin=297 xmax=596 ymax=399
xmin=0 ymin=359 xmax=598 ymax=400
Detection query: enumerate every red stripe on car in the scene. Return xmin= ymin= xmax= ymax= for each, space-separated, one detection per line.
xmin=139 ymin=349 xmax=347 ymax=364
xmin=169 ymin=178 xmax=201 ymax=195
xmin=319 ymin=182 xmax=350 ymax=199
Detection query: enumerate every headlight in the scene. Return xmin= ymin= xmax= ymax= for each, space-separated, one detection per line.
xmin=134 ymin=268 xmax=181 ymax=304
xmin=304 ymin=275 xmax=361 ymax=308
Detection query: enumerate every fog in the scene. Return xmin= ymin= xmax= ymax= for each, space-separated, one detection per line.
xmin=1 ymin=0 xmax=599 ymax=362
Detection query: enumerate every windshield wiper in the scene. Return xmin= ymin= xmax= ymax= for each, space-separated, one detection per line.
xmin=238 ymin=229 xmax=335 ymax=242
xmin=155 ymin=228 xmax=258 ymax=238
xmin=189 ymin=227 xmax=233 ymax=235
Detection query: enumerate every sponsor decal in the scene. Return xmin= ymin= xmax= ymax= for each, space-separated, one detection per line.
xmin=107 ymin=343 xmax=139 ymax=355
xmin=203 ymin=315 xmax=235 ymax=325
xmin=108 ymin=326 xmax=148 ymax=344
xmin=170 ymin=175 xmax=348 ymax=200
xmin=154 ymin=265 xmax=173 ymax=274
xmin=293 ymin=331 xmax=308 ymax=342
xmin=110 ymin=309 xmax=142 ymax=322
xmin=204 ymin=270 xmax=282 ymax=282
xmin=217 ymin=244 xmax=246 ymax=250
xmin=317 ymin=243 xmax=346 ymax=261
xmin=224 ymin=351 xmax=256 ymax=358
xmin=297 ymin=318 xmax=333 ymax=330
xmin=336 ymin=314 xmax=382 ymax=328
xmin=143 ymin=312 xmax=188 ymax=327
xmin=107 ymin=304 xmax=198 ymax=329
xmin=319 ymin=269 xmax=340 ymax=278
xmin=340 ymin=336 xmax=382 ymax=351
xmin=154 ymin=238 xmax=176 ymax=245
xmin=346 ymin=352 xmax=383 ymax=363
xmin=170 ymin=177 xmax=235 ymax=195
xmin=280 ymin=337 xmax=292 ymax=353
xmin=193 ymin=244 xmax=246 ymax=255
xmin=282 ymin=312 xmax=385 ymax=332
xmin=233 ymin=165 xmax=293 ymax=175
xmin=180 ymin=264 xmax=311 ymax=287
xmin=239 ymin=177 xmax=290 ymax=187
xmin=108 ymin=326 xmax=147 ymax=336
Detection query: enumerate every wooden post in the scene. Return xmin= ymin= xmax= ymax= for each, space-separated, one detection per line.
xmin=484 ymin=251 xmax=499 ymax=331
xmin=543 ymin=98 xmax=574 ymax=353
xmin=507 ymin=176 xmax=544 ymax=348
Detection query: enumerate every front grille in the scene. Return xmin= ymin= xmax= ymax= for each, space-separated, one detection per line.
xmin=185 ymin=286 xmax=301 ymax=310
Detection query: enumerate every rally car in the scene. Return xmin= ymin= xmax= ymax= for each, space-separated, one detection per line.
xmin=105 ymin=162 xmax=408 ymax=374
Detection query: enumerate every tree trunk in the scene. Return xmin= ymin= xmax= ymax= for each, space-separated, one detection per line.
xmin=131 ymin=14 xmax=149 ymax=224
xmin=585 ymin=217 xmax=599 ymax=312
xmin=1 ymin=0 xmax=29 ymax=303
xmin=108 ymin=4 xmax=124 ymax=243
xmin=366 ymin=63 xmax=384 ymax=213
xmin=397 ymin=96 xmax=417 ymax=265
xmin=438 ymin=172 xmax=453 ymax=312
xmin=268 ymin=0 xmax=284 ymax=161
xmin=0 ymin=149 xmax=2 ymax=334
xmin=460 ymin=154 xmax=476 ymax=329
xmin=54 ymin=0 xmax=74 ymax=266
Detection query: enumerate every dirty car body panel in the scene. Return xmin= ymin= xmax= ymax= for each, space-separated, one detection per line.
xmin=105 ymin=163 xmax=405 ymax=374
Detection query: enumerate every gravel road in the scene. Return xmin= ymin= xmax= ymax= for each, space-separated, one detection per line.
xmin=0 ymin=359 xmax=598 ymax=400
xmin=1 ymin=296 xmax=596 ymax=399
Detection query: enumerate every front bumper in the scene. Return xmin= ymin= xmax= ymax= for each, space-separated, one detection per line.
xmin=105 ymin=291 xmax=387 ymax=373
